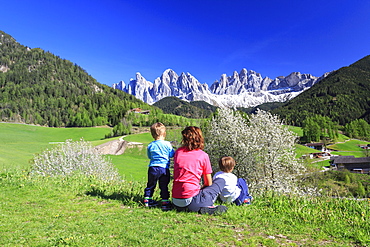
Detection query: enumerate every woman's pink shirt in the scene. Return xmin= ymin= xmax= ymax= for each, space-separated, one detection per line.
xmin=172 ymin=147 xmax=213 ymax=199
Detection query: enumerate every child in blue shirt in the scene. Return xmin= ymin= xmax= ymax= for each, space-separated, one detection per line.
xmin=144 ymin=122 xmax=175 ymax=210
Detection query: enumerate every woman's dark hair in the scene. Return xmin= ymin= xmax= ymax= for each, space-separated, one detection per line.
xmin=181 ymin=126 xmax=204 ymax=151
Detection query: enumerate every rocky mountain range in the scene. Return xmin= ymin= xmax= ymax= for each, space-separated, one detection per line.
xmin=113 ymin=69 xmax=328 ymax=108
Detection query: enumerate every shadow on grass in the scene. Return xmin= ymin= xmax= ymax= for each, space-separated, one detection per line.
xmin=85 ymin=186 xmax=144 ymax=206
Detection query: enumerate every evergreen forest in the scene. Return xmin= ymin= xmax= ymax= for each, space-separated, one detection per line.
xmin=272 ymin=55 xmax=370 ymax=126
xmin=153 ymin=96 xmax=217 ymax=119
xmin=0 ymin=31 xmax=167 ymax=128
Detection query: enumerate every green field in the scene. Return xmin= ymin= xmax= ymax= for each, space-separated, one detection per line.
xmin=0 ymin=123 xmax=154 ymax=181
xmin=109 ymin=147 xmax=149 ymax=182
xmin=0 ymin=123 xmax=175 ymax=181
xmin=328 ymin=139 xmax=369 ymax=151
xmin=0 ymin=123 xmax=112 ymax=169
xmin=1 ymin=169 xmax=369 ymax=246
xmin=328 ymin=139 xmax=369 ymax=157
xmin=294 ymin=143 xmax=317 ymax=157
xmin=2 ymin=123 xmax=368 ymax=179
xmin=1 ymin=123 xmax=369 ymax=246
xmin=286 ymin=125 xmax=304 ymax=137
xmin=0 ymin=123 xmax=185 ymax=181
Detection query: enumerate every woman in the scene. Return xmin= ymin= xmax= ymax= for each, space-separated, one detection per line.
xmin=172 ymin=126 xmax=227 ymax=215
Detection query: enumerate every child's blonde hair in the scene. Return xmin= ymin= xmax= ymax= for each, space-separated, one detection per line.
xmin=218 ymin=156 xmax=236 ymax=173
xmin=150 ymin=122 xmax=166 ymax=139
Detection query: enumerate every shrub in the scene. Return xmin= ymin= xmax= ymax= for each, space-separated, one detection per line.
xmin=344 ymin=174 xmax=351 ymax=184
xmin=30 ymin=139 xmax=121 ymax=182
xmin=204 ymin=108 xmax=306 ymax=195
xmin=356 ymin=181 xmax=366 ymax=197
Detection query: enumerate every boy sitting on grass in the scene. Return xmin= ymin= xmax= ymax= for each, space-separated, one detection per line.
xmin=213 ymin=156 xmax=253 ymax=205
xmin=144 ymin=122 xmax=175 ymax=211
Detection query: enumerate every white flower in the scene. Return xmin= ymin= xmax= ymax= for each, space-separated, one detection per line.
xmin=31 ymin=139 xmax=121 ymax=182
xmin=204 ymin=108 xmax=306 ymax=195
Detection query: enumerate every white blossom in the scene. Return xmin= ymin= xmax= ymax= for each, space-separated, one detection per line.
xmin=31 ymin=139 xmax=121 ymax=182
xmin=204 ymin=108 xmax=306 ymax=195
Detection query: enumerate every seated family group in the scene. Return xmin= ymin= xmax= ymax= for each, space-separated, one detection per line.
xmin=143 ymin=123 xmax=252 ymax=215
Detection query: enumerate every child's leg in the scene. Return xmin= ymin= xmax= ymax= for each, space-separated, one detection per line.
xmin=144 ymin=167 xmax=159 ymax=198
xmin=187 ymin=178 xmax=226 ymax=213
xmin=158 ymin=168 xmax=171 ymax=211
xmin=234 ymin=178 xmax=251 ymax=205
xmin=158 ymin=168 xmax=170 ymax=200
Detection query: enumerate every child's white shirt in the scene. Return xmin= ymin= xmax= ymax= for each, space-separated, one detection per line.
xmin=213 ymin=171 xmax=241 ymax=203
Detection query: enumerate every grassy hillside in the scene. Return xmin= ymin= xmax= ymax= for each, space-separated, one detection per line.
xmin=0 ymin=173 xmax=370 ymax=247
xmin=287 ymin=125 xmax=304 ymax=137
xmin=1 ymin=163 xmax=369 ymax=246
xmin=328 ymin=139 xmax=370 ymax=157
xmin=1 ymin=123 xmax=369 ymax=246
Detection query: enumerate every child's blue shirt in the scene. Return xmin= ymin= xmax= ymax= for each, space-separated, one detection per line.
xmin=147 ymin=140 xmax=175 ymax=169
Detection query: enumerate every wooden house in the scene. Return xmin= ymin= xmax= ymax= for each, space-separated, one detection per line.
xmin=330 ymin=156 xmax=370 ymax=174
xmin=305 ymin=143 xmax=325 ymax=151
xmin=309 ymin=152 xmax=331 ymax=159
xmin=130 ymin=108 xmax=150 ymax=115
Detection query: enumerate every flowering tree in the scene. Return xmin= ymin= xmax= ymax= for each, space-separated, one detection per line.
xmin=204 ymin=108 xmax=305 ymax=195
xmin=31 ymin=139 xmax=121 ymax=182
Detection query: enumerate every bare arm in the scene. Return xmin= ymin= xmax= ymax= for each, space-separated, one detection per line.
xmin=202 ymin=173 xmax=213 ymax=187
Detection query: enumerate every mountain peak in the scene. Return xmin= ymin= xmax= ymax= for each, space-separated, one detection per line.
xmin=163 ymin=68 xmax=175 ymax=73
xmin=113 ymin=68 xmax=326 ymax=108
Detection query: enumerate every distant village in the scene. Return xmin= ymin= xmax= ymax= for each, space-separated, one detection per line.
xmin=304 ymin=142 xmax=370 ymax=175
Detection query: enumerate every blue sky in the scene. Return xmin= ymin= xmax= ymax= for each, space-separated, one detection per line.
xmin=2 ymin=0 xmax=370 ymax=86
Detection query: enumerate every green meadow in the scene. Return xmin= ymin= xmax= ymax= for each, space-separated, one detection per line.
xmin=109 ymin=146 xmax=149 ymax=182
xmin=0 ymin=123 xmax=173 ymax=182
xmin=328 ymin=139 xmax=369 ymax=157
xmin=0 ymin=123 xmax=111 ymax=169
xmin=1 ymin=123 xmax=369 ymax=246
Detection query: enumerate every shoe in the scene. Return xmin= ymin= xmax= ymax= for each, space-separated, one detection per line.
xmin=243 ymin=198 xmax=251 ymax=205
xmin=161 ymin=200 xmax=172 ymax=211
xmin=243 ymin=196 xmax=253 ymax=205
xmin=199 ymin=205 xmax=228 ymax=215
xmin=143 ymin=198 xmax=158 ymax=207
